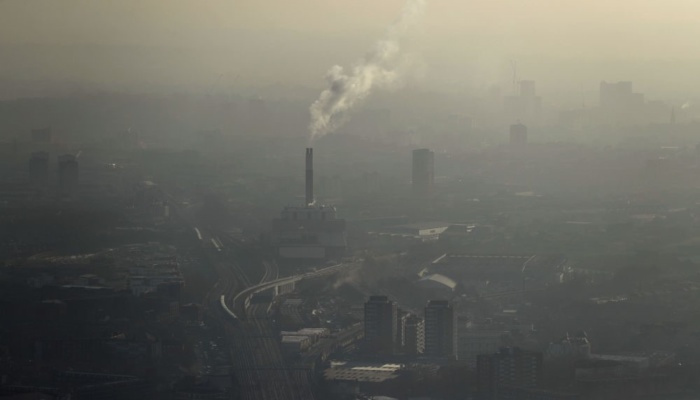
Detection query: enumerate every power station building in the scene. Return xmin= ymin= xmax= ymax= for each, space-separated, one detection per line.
xmin=271 ymin=148 xmax=347 ymax=259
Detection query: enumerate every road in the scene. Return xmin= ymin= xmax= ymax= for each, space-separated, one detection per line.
xmin=230 ymin=262 xmax=355 ymax=320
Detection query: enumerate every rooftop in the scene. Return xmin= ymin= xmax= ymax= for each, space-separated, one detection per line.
xmin=281 ymin=336 xmax=309 ymax=343
xmin=324 ymin=362 xmax=404 ymax=383
xmin=418 ymin=274 xmax=457 ymax=291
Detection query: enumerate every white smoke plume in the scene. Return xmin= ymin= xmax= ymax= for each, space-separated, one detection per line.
xmin=308 ymin=0 xmax=427 ymax=140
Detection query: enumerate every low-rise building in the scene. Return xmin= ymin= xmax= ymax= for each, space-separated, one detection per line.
xmin=281 ymin=335 xmax=311 ymax=354
xmin=459 ymin=330 xmax=509 ymax=368
xmin=280 ymin=328 xmax=329 ymax=345
xmin=323 ymin=361 xmax=405 ymax=398
xmin=546 ymin=332 xmax=591 ymax=361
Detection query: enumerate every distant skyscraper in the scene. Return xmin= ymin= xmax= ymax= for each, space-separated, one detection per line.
xmin=404 ymin=314 xmax=425 ymax=356
xmin=58 ymin=154 xmax=79 ymax=198
xmin=412 ymin=148 xmax=434 ymax=196
xmin=599 ymin=81 xmax=644 ymax=110
xmin=504 ymin=81 xmax=541 ymax=125
xmin=599 ymin=81 xmax=646 ymax=125
xmin=509 ymin=123 xmax=528 ymax=146
xmin=363 ymin=295 xmax=397 ymax=355
xmin=477 ymin=347 xmax=543 ymax=400
xmin=29 ymin=151 xmax=49 ymax=188
xmin=424 ymin=300 xmax=457 ymax=359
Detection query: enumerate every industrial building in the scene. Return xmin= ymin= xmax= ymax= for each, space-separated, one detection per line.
xmin=271 ymin=148 xmax=347 ymax=259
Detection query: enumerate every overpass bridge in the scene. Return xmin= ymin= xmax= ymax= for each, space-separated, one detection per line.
xmin=221 ymin=262 xmax=356 ymax=321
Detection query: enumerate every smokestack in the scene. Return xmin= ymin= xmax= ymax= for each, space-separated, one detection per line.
xmin=305 ymin=148 xmax=314 ymax=206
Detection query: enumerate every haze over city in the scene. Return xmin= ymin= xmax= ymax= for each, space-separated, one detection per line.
xmin=2 ymin=1 xmax=700 ymax=400
xmin=3 ymin=0 xmax=700 ymax=97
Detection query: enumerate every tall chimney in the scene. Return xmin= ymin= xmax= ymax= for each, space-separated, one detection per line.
xmin=305 ymin=148 xmax=314 ymax=206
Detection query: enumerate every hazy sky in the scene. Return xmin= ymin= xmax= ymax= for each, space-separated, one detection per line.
xmin=2 ymin=1 xmax=700 ymax=96
xmin=3 ymin=0 xmax=698 ymax=45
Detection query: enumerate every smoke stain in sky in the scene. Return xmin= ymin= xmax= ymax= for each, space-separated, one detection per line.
xmin=308 ymin=0 xmax=427 ymax=140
